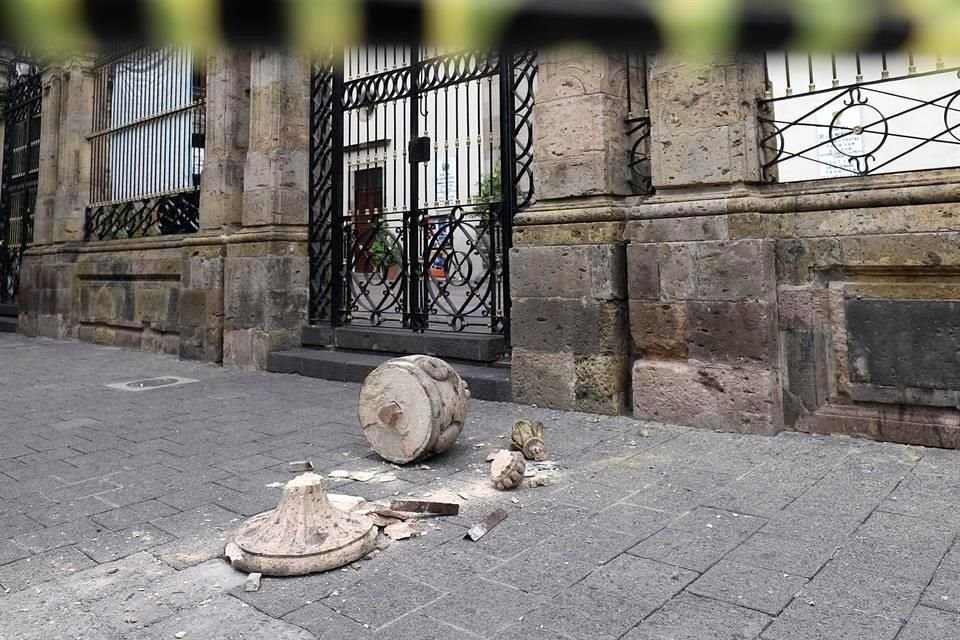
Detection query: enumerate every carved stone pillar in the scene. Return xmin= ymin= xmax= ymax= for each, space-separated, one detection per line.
xmin=32 ymin=65 xmax=62 ymax=246
xmin=199 ymin=48 xmax=251 ymax=231
xmin=51 ymin=55 xmax=95 ymax=243
xmin=222 ymin=50 xmax=310 ymax=368
xmin=510 ymin=48 xmax=634 ymax=414
xmin=625 ymin=53 xmax=784 ymax=434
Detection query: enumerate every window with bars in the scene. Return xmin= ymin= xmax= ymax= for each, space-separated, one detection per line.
xmin=85 ymin=47 xmax=206 ymax=240
xmin=759 ymin=52 xmax=960 ymax=183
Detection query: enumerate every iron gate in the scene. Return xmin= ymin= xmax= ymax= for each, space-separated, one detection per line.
xmin=309 ymin=47 xmax=536 ymax=339
xmin=0 ymin=59 xmax=41 ymax=305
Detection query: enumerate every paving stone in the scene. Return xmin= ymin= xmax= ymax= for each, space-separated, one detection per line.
xmin=76 ymin=523 xmax=173 ymax=563
xmin=27 ymin=495 xmax=117 ymax=526
xmin=920 ymin=567 xmax=960 ymax=614
xmin=323 ymin=571 xmax=444 ymax=630
xmin=90 ymin=499 xmax=180 ymax=531
xmin=282 ymin=602 xmax=376 ymax=639
xmin=757 ymin=510 xmax=862 ymax=546
xmin=760 ymin=599 xmax=902 ymax=640
xmin=896 ymin=606 xmax=960 ymax=640
xmin=799 ymin=562 xmax=924 ymax=620
xmin=424 ymin=578 xmax=545 ymax=636
xmin=687 ymin=560 xmax=807 ymax=615
xmin=490 ymin=619 xmax=579 ymax=639
xmin=498 ymin=547 xmax=598 ymax=596
xmin=727 ymin=532 xmax=839 ymax=578
xmin=379 ymin=613 xmax=484 ymax=639
xmin=13 ymin=518 xmax=105 ymax=553
xmin=550 ymin=480 xmax=638 ymax=511
xmin=231 ymin=568 xmax=362 ymax=618
xmin=543 ymin=523 xmax=647 ymax=565
xmin=524 ymin=582 xmax=655 ymax=640
xmin=395 ymin=541 xmax=500 ymax=592
xmin=586 ymin=503 xmax=673 ymax=538
xmin=580 ymin=554 xmax=698 ymax=608
xmin=0 ymin=538 xmax=31 ymax=566
xmin=151 ymin=504 xmax=242 ymax=538
xmin=143 ymin=593 xmax=315 ymax=640
xmin=0 ymin=546 xmax=97 ymax=591
xmin=833 ymin=511 xmax=955 ymax=583
xmin=623 ymin=592 xmax=771 ymax=640
xmin=148 ymin=530 xmax=230 ymax=570
xmin=0 ymin=511 xmax=44 ymax=538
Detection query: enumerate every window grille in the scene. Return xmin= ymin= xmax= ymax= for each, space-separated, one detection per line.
xmin=760 ymin=52 xmax=960 ymax=183
xmin=0 ymin=58 xmax=41 ymax=305
xmin=85 ymin=46 xmax=206 ymax=240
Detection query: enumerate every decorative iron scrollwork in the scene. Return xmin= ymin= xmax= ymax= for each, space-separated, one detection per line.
xmin=309 ymin=46 xmax=537 ymax=336
xmin=0 ymin=58 xmax=42 ymax=305
xmin=759 ymin=64 xmax=960 ymax=182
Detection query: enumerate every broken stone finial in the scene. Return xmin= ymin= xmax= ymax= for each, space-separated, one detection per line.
xmin=358 ymin=355 xmax=470 ymax=464
xmin=225 ymin=473 xmax=376 ymax=576
xmin=491 ymin=450 xmax=526 ymax=491
xmin=510 ymin=419 xmax=549 ymax=461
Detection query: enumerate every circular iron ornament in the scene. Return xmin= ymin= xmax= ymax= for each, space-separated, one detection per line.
xmin=444 ymin=251 xmax=473 ymax=287
xmin=450 ymin=316 xmax=466 ymax=332
xmin=945 ymin=80 xmax=960 ymax=143
xmin=829 ymin=102 xmax=888 ymax=163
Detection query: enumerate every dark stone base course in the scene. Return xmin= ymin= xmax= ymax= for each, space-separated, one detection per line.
xmin=302 ymin=324 xmax=508 ymax=363
xmin=267 ymin=347 xmax=511 ymax=402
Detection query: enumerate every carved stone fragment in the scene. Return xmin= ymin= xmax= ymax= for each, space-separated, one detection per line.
xmin=511 ymin=419 xmax=549 ymax=461
xmin=225 ymin=473 xmax=376 ymax=576
xmin=491 ymin=450 xmax=526 ymax=491
xmin=358 ymin=355 xmax=470 ymax=464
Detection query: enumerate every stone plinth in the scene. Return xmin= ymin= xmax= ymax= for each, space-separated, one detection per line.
xmin=227 ymin=473 xmax=376 ymax=576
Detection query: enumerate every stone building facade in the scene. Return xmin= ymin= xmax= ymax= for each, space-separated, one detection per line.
xmin=4 ymin=47 xmax=959 ymax=448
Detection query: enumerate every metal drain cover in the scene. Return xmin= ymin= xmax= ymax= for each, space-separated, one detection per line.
xmin=106 ymin=376 xmax=198 ymax=392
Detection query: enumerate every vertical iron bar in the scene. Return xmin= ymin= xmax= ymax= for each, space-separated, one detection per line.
xmin=498 ymin=48 xmax=517 ymax=342
xmin=331 ymin=66 xmax=345 ymax=325
xmin=407 ymin=45 xmax=423 ymax=331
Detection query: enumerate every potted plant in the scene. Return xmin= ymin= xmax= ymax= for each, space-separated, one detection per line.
xmin=368 ymin=224 xmax=402 ymax=281
xmin=468 ymin=169 xmax=501 ymax=271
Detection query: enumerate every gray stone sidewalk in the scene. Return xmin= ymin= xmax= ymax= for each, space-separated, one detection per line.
xmin=1 ymin=334 xmax=959 ymax=639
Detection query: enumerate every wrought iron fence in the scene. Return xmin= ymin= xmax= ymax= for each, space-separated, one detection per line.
xmin=760 ymin=52 xmax=960 ymax=182
xmin=0 ymin=58 xmax=42 ymax=305
xmin=85 ymin=46 xmax=206 ymax=240
xmin=309 ymin=47 xmax=536 ymax=337
xmin=625 ymin=50 xmax=653 ymax=195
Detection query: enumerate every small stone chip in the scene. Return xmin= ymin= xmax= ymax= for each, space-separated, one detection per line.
xmin=244 ymin=572 xmax=262 ymax=592
xmin=175 ymin=633 xmax=186 ymax=639
xmin=289 ymin=460 xmax=314 ymax=472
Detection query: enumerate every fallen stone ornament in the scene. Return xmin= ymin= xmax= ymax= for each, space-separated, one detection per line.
xmin=510 ymin=419 xmax=549 ymax=461
xmin=491 ymin=450 xmax=526 ymax=490
xmin=225 ymin=473 xmax=376 ymax=576
xmin=358 ymin=355 xmax=470 ymax=464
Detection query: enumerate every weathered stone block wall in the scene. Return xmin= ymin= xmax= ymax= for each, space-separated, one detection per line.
xmin=511 ymin=48 xmax=636 ymax=415
xmin=511 ymin=223 xmax=630 ymax=414
xmin=626 ymin=217 xmax=783 ymax=434
xmin=626 ymin=53 xmax=783 ymax=434
xmin=73 ymin=244 xmax=183 ymax=353
xmin=18 ymin=250 xmax=77 ymax=339
xmin=764 ymin=175 xmax=960 ymax=447
xmin=179 ymin=243 xmax=227 ymax=362
xmin=223 ymin=237 xmax=308 ymax=369
xmin=20 ymin=238 xmax=227 ymax=362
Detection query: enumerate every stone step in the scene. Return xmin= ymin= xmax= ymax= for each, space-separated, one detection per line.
xmin=0 ymin=315 xmax=17 ymax=333
xmin=267 ymin=348 xmax=511 ymax=402
xmin=302 ymin=325 xmax=508 ymax=363
xmin=0 ymin=303 xmax=16 ymax=317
